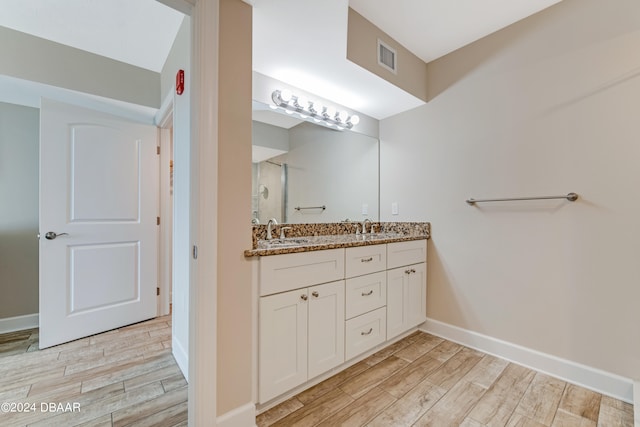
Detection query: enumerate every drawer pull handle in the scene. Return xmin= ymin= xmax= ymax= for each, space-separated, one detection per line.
xmin=361 ymin=290 xmax=374 ymax=296
xmin=361 ymin=328 xmax=373 ymax=336
xmin=312 ymin=291 xmax=319 ymax=298
xmin=300 ymin=294 xmax=308 ymax=301
xmin=361 ymin=257 xmax=374 ymax=263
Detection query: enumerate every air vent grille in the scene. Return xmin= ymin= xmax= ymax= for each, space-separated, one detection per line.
xmin=378 ymin=39 xmax=397 ymax=74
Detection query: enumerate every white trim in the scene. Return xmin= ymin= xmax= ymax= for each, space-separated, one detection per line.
xmin=155 ymin=91 xmax=175 ymax=127
xmin=217 ymin=402 xmax=256 ymax=427
xmin=422 ymin=318 xmax=634 ymax=404
xmin=0 ymin=313 xmax=39 ymax=334
xmin=634 ymin=381 xmax=640 ymax=427
xmin=172 ymin=335 xmax=189 ymax=379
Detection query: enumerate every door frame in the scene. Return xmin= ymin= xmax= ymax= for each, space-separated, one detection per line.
xmin=156 ymin=96 xmax=174 ymax=317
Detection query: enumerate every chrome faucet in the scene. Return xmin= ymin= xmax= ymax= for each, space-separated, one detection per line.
xmin=361 ymin=218 xmax=372 ymax=234
xmin=280 ymin=227 xmax=292 ymax=239
xmin=266 ymin=218 xmax=278 ymax=240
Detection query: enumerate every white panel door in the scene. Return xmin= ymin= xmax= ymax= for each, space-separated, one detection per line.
xmin=308 ymin=280 xmax=345 ymax=379
xmin=39 ymin=99 xmax=158 ymax=349
xmin=259 ymin=289 xmax=308 ymax=403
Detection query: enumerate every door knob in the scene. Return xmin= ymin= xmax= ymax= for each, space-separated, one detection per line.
xmin=44 ymin=231 xmax=69 ymax=240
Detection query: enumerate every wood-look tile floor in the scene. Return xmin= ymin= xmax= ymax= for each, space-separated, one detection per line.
xmin=257 ymin=331 xmax=634 ymax=427
xmin=0 ymin=316 xmax=187 ymax=427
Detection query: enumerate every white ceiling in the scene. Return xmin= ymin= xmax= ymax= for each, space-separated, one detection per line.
xmin=0 ymin=0 xmax=184 ymax=72
xmin=349 ymin=0 xmax=563 ymax=63
xmin=252 ymin=0 xmax=563 ymax=120
xmin=0 ymin=0 xmax=562 ymax=118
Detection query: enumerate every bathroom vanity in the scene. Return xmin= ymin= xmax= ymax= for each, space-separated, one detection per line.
xmin=245 ymin=222 xmax=430 ymax=407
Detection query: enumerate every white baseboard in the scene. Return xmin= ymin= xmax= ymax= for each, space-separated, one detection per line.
xmin=421 ymin=318 xmax=634 ymax=404
xmin=172 ymin=336 xmax=189 ymax=381
xmin=0 ymin=313 xmax=39 ymax=334
xmin=217 ymin=402 xmax=256 ymax=427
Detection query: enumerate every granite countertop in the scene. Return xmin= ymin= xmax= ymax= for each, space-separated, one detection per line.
xmin=244 ymin=222 xmax=430 ymax=257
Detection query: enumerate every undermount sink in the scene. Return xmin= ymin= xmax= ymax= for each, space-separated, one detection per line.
xmin=259 ymin=238 xmax=311 ymax=248
xmin=364 ymin=232 xmax=403 ymax=239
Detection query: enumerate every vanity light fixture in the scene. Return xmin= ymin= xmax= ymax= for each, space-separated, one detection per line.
xmin=271 ymin=89 xmax=360 ymax=129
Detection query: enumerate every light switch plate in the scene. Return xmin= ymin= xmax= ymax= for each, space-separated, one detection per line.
xmin=391 ymin=202 xmax=399 ymax=215
xmin=362 ymin=204 xmax=368 ymax=215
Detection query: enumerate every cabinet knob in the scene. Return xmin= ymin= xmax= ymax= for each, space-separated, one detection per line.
xmin=361 ymin=328 xmax=373 ymax=336
xmin=405 ymin=269 xmax=412 ymax=275
xmin=300 ymin=294 xmax=308 ymax=301
xmin=312 ymin=291 xmax=319 ymax=298
xmin=411 ymin=268 xmax=416 ymax=273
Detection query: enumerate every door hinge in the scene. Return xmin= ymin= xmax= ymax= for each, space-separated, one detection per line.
xmin=193 ymin=245 xmax=198 ymax=260
xmin=157 ymin=287 xmax=160 ymax=296
xmin=157 ymin=216 xmax=160 ymax=225
xmin=157 ymin=146 xmax=161 ymax=155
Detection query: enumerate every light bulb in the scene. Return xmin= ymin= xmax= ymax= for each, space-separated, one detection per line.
xmin=312 ymin=102 xmax=324 ymax=115
xmin=348 ymin=115 xmax=360 ymax=126
xmin=280 ymin=89 xmax=292 ymax=103
xmin=295 ymin=96 xmax=308 ymax=111
xmin=325 ymin=106 xmax=336 ymax=119
xmin=337 ymin=111 xmax=349 ymax=123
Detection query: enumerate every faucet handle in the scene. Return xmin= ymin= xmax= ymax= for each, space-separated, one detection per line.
xmin=280 ymin=227 xmax=292 ymax=239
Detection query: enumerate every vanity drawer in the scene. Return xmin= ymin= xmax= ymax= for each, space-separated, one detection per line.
xmin=387 ymin=240 xmax=427 ymax=269
xmin=345 ymin=272 xmax=386 ymax=320
xmin=260 ymin=249 xmax=345 ymax=296
xmin=345 ymin=307 xmax=387 ymax=360
xmin=345 ymin=244 xmax=387 ymax=278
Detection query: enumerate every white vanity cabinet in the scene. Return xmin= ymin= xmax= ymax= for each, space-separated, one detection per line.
xmin=258 ymin=249 xmax=345 ymax=403
xmin=257 ymin=238 xmax=427 ymax=405
xmin=386 ymin=240 xmax=427 ymax=340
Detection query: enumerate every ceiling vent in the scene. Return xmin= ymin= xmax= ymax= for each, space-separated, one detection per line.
xmin=377 ymin=39 xmax=397 ymax=74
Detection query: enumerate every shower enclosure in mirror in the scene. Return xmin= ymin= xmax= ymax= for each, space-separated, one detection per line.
xmin=252 ymin=102 xmax=379 ymax=224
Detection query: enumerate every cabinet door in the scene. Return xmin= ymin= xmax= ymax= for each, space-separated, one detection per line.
xmin=406 ymin=263 xmax=427 ymax=329
xmin=386 ymin=267 xmax=407 ymax=340
xmin=259 ymin=289 xmax=308 ymax=403
xmin=387 ymin=263 xmax=427 ymax=340
xmin=308 ymin=281 xmax=345 ymax=379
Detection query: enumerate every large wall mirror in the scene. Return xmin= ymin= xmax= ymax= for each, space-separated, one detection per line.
xmin=252 ymin=101 xmax=379 ymax=224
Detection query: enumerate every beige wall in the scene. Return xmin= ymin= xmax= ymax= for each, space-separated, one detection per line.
xmin=0 ymin=26 xmax=160 ymax=109
xmin=380 ymin=0 xmax=640 ymax=379
xmin=217 ymin=0 xmax=253 ymax=415
xmin=0 ymin=103 xmax=39 ymax=320
xmin=347 ymin=7 xmax=427 ymax=102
